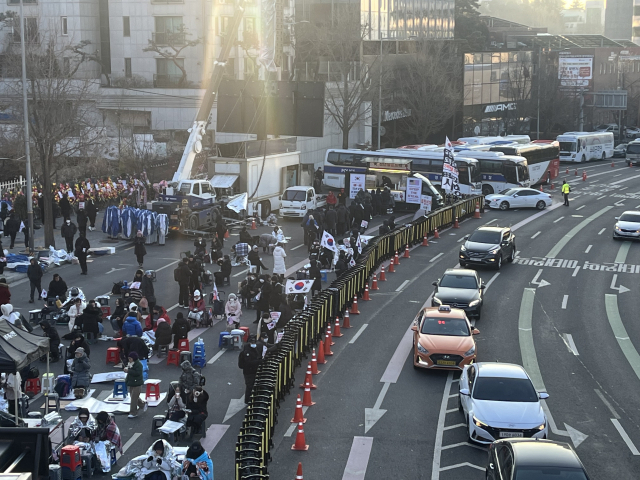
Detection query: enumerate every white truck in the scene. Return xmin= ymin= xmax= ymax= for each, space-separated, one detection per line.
xmin=280 ymin=186 xmax=327 ymax=218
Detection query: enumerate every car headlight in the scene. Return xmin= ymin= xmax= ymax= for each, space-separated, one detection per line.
xmin=416 ymin=342 xmax=429 ymax=355
xmin=460 ymin=245 xmax=467 ymax=252
xmin=535 ymin=422 xmax=546 ymax=431
xmin=301 ymin=205 xmax=306 ymax=210
xmin=464 ymin=345 xmax=476 ymax=357
xmin=468 ymin=299 xmax=480 ymax=307
xmin=432 ymin=297 xmax=442 ymax=305
xmin=473 ymin=415 xmax=488 ymax=428
xmin=489 ymin=248 xmax=500 ymax=254
xmin=615 ymin=225 xmax=620 ymax=231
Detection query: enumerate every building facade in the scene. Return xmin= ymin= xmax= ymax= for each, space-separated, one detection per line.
xmin=604 ymin=0 xmax=633 ymax=41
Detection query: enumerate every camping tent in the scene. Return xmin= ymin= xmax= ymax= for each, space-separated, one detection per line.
xmin=0 ymin=319 xmax=49 ymax=373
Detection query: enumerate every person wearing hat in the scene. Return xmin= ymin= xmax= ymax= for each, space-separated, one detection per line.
xmin=95 ymin=411 xmax=122 ymax=454
xmin=39 ymin=320 xmax=60 ymax=362
xmin=124 ymin=351 xmax=147 ymax=418
xmin=182 ymin=441 xmax=213 ymax=479
xmin=225 ymin=293 xmax=242 ymax=329
xmin=238 ymin=334 xmax=262 ymax=403
xmin=188 ymin=290 xmax=205 ymax=327
xmin=122 ymin=304 xmax=142 ymax=337
xmin=70 ymin=346 xmax=91 ymax=390
xmin=133 ymin=230 xmax=146 ymax=267
xmin=248 ymin=245 xmax=268 ymax=275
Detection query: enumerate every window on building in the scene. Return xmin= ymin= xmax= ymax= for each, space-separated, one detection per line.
xmin=244 ymin=17 xmax=255 ymax=33
xmin=155 ymin=58 xmax=185 ymax=87
xmin=154 ymin=16 xmax=184 ymax=44
xmin=218 ymin=17 xmax=232 ymax=36
xmin=124 ymin=58 xmax=132 ymax=78
xmin=63 ymin=57 xmax=70 ymax=76
xmin=123 ymin=16 xmax=130 ymax=37
xmin=8 ymin=0 xmax=36 ymax=4
xmin=223 ymin=57 xmax=235 ymax=77
xmin=12 ymin=17 xmax=38 ymax=43
xmin=61 ymin=17 xmax=68 ymax=35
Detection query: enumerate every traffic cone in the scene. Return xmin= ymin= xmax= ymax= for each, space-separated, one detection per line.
xmin=453 ymin=217 xmax=459 ymax=228
xmin=299 ymin=364 xmax=317 ymax=389
xmin=371 ymin=273 xmax=379 ymax=290
xmin=539 ymin=184 xmax=543 ymax=192
xmin=311 ymin=349 xmax=321 ymax=373
xmin=296 ymin=463 xmax=304 ymax=479
xmin=316 ymin=344 xmax=326 ymax=364
xmin=388 ymin=260 xmax=395 ymax=273
xmin=612 ymin=161 xmax=615 ymax=167
xmin=224 ymin=230 xmax=230 ymax=238
xmin=291 ymin=421 xmax=310 ymax=450
xmin=582 ymin=170 xmax=587 ymax=181
xmin=574 ymin=169 xmax=578 ymax=176
xmin=380 ymin=265 xmax=387 ymax=281
xmin=474 ymin=202 xmax=481 ymax=219
xmin=550 ymin=183 xmax=555 ymax=190
xmin=363 ymin=284 xmax=371 ymax=300
xmin=394 ymin=251 xmax=400 ymax=265
xmin=324 ymin=326 xmax=334 ymax=354
xmin=301 ymin=382 xmax=315 ymax=407
xmin=334 ymin=316 xmax=343 ymax=337
xmin=565 ymin=167 xmax=569 ymax=174
xmin=434 ymin=228 xmax=440 ymax=239
xmin=422 ymin=233 xmax=429 ymax=246
xmin=291 ymin=395 xmax=307 ymax=424
xmin=350 ymin=295 xmax=361 ymax=314
xmin=342 ymin=310 xmax=351 ymax=329
xmin=404 ymin=244 xmax=410 ymax=258
xmin=251 ymin=218 xmax=257 ymax=230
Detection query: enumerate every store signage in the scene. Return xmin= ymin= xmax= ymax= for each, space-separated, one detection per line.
xmin=484 ymin=103 xmax=517 ymax=113
xmin=383 ymin=108 xmax=411 ymax=122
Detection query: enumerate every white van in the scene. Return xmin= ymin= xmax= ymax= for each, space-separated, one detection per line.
xmin=557 ymin=132 xmax=614 ymax=162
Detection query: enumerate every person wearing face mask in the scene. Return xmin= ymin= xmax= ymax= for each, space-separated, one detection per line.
xmin=140 ymin=440 xmax=175 ymax=480
xmin=238 ymin=334 xmax=262 ymax=403
xmin=166 ymin=384 xmax=186 ymax=421
xmin=134 ymin=230 xmax=147 ymax=267
xmin=61 ymin=218 xmax=78 ymax=253
xmin=186 ymin=386 xmax=209 ymax=438
xmin=254 ymin=276 xmax=271 ymax=324
xmin=182 ymin=441 xmax=213 ymax=480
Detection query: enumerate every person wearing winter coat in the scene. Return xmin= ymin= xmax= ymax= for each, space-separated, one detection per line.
xmin=248 ymin=246 xmax=268 ymax=275
xmin=225 ymin=293 xmax=242 ymax=329
xmin=48 ymin=274 xmax=68 ymax=302
xmin=122 ymin=307 xmax=143 ymax=337
xmin=124 ymin=351 xmax=146 ymax=418
xmin=379 ymin=220 xmax=390 ymax=236
xmin=336 ymin=204 xmax=349 ymax=236
xmin=68 ymin=333 xmax=91 ymax=358
xmin=326 ymin=190 xmax=337 ymax=207
xmin=141 ymin=271 xmax=156 ymax=313
xmin=119 ymin=335 xmax=149 ymax=366
xmin=213 ymin=255 xmax=231 ymax=287
xmin=110 ymin=298 xmax=127 ymax=334
xmin=78 ymin=300 xmax=102 ymax=338
xmin=61 ymin=218 xmax=77 ymax=253
xmin=381 ymin=187 xmax=391 ymax=212
xmin=185 ymin=388 xmax=208 ymax=437
xmin=176 ymin=258 xmax=192 ymax=308
xmin=0 ymin=278 xmax=10 ymax=306
xmin=1 ymin=304 xmax=23 ymax=329
xmin=151 ymin=305 xmax=171 ymax=330
xmin=179 ymin=360 xmax=202 ymax=394
xmin=74 ymin=231 xmax=90 ymax=275
xmin=254 ymin=277 xmax=271 ymax=323
xmin=188 ymin=256 xmax=204 ymax=294
xmin=363 ymin=200 xmax=372 ymax=224
xmin=183 ymin=441 xmax=213 ymax=480
xmin=172 ymin=312 xmax=191 ymax=348
xmin=193 ymin=237 xmax=207 ymax=257
xmin=39 ymin=320 xmax=60 ymax=362
xmin=256 ymin=312 xmax=276 ymax=344
xmin=269 ymin=276 xmax=282 ymax=311
xmin=71 ymin=347 xmax=91 ymax=389
xmin=325 ymin=206 xmax=337 ymax=236
xmin=166 ymin=385 xmax=187 ymax=421
xmin=188 ymin=290 xmax=205 ymax=327
xmin=272 ymin=243 xmax=287 ymax=280
xmin=309 ymin=260 xmax=322 ymax=297
xmin=4 ymin=214 xmax=20 ymax=249
xmin=154 ymin=319 xmax=172 ymax=350
xmin=134 ymin=231 xmax=146 ymax=267
xmin=239 ymin=226 xmax=254 ymax=245
xmin=138 ymin=440 xmax=177 ymax=480
xmin=305 ymin=216 xmax=319 ymax=252
xmin=238 ymin=334 xmax=262 ymax=401
xmin=276 ymin=295 xmax=293 ymax=327
xmin=59 ymin=194 xmax=71 ymax=220
xmin=85 ymin=197 xmax=98 ymax=231
xmin=67 ymin=298 xmax=85 ymax=333
xmin=76 ymin=207 xmax=88 ymax=235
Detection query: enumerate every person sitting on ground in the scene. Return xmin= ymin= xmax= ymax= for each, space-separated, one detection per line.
xmin=239 ymin=226 xmax=254 ymax=245
xmin=182 ymin=441 xmax=214 ymax=480
xmin=95 ymin=411 xmax=123 ymax=454
xmin=70 ymin=347 xmax=91 ymax=391
xmin=188 ymin=290 xmax=206 ymax=327
xmin=69 ymin=408 xmax=97 ymax=443
xmin=186 ymin=386 xmax=209 ymax=439
xmin=47 ymin=274 xmax=68 ymax=303
xmin=39 ymin=320 xmax=61 ymax=362
xmin=122 ymin=304 xmax=143 ymax=337
xmin=179 ymin=360 xmax=202 ymax=395
xmin=154 ymin=317 xmax=173 ymax=352
xmin=109 ymin=298 xmax=127 ymax=335
xmin=140 ymin=439 xmax=176 ymax=480
xmin=172 ymin=312 xmax=191 ymax=349
xmin=67 ymin=297 xmax=85 ymax=333
xmin=225 ymin=293 xmax=242 ymax=329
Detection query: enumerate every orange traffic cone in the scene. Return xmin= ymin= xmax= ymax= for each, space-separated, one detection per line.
xmin=474 ymin=202 xmax=481 ymax=219
xmin=612 ymin=161 xmax=615 ymax=167
xmin=224 ymin=230 xmax=230 ymax=238
xmin=291 ymin=395 xmax=307 ymax=424
xmin=251 ymin=218 xmax=257 ymax=230
xmin=434 ymin=228 xmax=440 ymax=239
xmin=539 ymin=184 xmax=543 ymax=192
xmin=388 ymin=260 xmax=395 ymax=273
xmin=379 ymin=266 xmax=386 ymax=281
xmin=565 ymin=167 xmax=569 ymax=174
xmin=453 ymin=217 xmax=459 ymax=228
xmin=394 ymin=251 xmax=400 ymax=265
xmin=342 ymin=310 xmax=351 ymax=329
xmin=363 ymin=284 xmax=371 ymax=300
xmin=334 ymin=316 xmax=343 ymax=337
xmin=582 ymin=170 xmax=587 ymax=181
xmin=550 ymin=183 xmax=555 ymax=190
xmin=296 ymin=463 xmax=304 ymax=479
xmin=371 ymin=273 xmax=379 ymax=290
xmin=291 ymin=421 xmax=310 ymax=450
xmin=316 ymin=343 xmax=326 ymax=364
xmin=324 ymin=326 xmax=334 ymax=355
xmin=301 ymin=382 xmax=315 ymax=407
xmin=350 ymin=295 xmax=361 ymax=314
xmin=299 ymin=364 xmax=317 ymax=389
xmin=311 ymin=349 xmax=321 ymax=374
xmin=574 ymin=169 xmax=578 ymax=176
xmin=404 ymin=244 xmax=410 ymax=258
xmin=422 ymin=233 xmax=429 ymax=246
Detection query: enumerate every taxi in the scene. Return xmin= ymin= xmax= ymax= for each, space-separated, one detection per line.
xmin=411 ymin=305 xmax=479 ymax=370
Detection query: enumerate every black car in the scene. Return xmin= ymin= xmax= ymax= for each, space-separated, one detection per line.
xmin=487 ymin=438 xmax=590 ymax=480
xmin=431 ymin=269 xmax=484 ymax=320
xmin=459 ymin=226 xmax=516 ymax=270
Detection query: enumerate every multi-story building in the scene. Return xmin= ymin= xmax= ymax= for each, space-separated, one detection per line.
xmin=605 ymin=0 xmax=633 ymax=40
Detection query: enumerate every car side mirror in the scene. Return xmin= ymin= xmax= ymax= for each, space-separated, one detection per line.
xmin=411 ymin=325 xmax=418 ymax=332
xmin=432 ymin=281 xmax=438 ymax=286
xmin=463 ymin=234 xmax=469 ymax=240
xmin=538 ymin=392 xmax=549 ymax=399
xmin=512 ymin=194 xmax=518 ymax=197
xmin=472 ymin=328 xmax=480 ymax=335
xmin=480 ymin=284 xmax=486 ymax=289
xmin=488 ymin=462 xmax=495 ymax=470
xmin=615 ymin=217 xmax=620 ymax=220
xmin=460 ymin=388 xmax=470 ymax=396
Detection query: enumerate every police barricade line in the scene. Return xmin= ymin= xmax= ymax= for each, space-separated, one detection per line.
xmin=235 ymin=196 xmax=483 ymax=478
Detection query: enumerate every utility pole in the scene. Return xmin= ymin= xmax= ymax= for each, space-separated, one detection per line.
xmin=19 ymin=0 xmax=34 ymax=253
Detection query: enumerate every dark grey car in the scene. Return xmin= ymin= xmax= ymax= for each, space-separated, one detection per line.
xmin=431 ymin=269 xmax=485 ymax=320
xmin=459 ymin=226 xmax=516 ymax=270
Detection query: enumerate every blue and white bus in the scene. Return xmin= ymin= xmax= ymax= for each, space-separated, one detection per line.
xmin=454 ymin=150 xmax=530 ymax=196
xmin=322 ymin=149 xmax=369 ymax=190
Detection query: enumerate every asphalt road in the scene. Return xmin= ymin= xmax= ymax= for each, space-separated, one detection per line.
xmin=18 ymin=207 xmax=407 ymax=477
xmin=265 ymin=160 xmax=640 ymax=480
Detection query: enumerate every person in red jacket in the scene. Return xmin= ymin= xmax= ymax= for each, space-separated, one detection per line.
xmin=188 ymin=290 xmax=206 ymax=327
xmin=151 ymin=305 xmax=171 ymax=332
xmin=0 ymin=278 xmax=10 ymax=307
xmin=326 ymin=190 xmax=337 ymax=207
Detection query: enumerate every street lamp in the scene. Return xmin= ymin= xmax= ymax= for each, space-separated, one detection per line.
xmin=377 ymin=36 xmax=393 ymax=150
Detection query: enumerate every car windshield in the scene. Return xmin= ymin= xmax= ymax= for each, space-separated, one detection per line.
xmin=468 ymin=230 xmax=501 ymax=244
xmin=596 ymin=124 xmax=611 ymax=130
xmin=473 ymin=377 xmax=539 ymax=402
xmin=498 ymin=189 xmax=517 ymax=196
xmin=559 ymin=141 xmax=576 ymax=152
xmin=515 ymin=467 xmax=589 ymax=479
xmin=439 ymin=274 xmax=478 ymax=289
xmin=619 ymin=213 xmax=640 ymax=223
xmin=282 ymin=190 xmax=306 ymax=201
xmin=627 ymin=144 xmax=640 ymax=154
xmin=421 ymin=317 xmax=470 ymax=336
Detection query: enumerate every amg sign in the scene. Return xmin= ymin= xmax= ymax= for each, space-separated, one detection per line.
xmin=484 ymin=103 xmax=517 ymax=113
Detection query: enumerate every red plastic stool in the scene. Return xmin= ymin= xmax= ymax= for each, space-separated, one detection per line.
xmin=145 ymin=380 xmax=161 ymax=402
xmin=101 ymin=306 xmax=112 ymax=319
xmin=25 ymin=377 xmax=41 ymax=396
xmin=61 ymin=444 xmax=82 ymax=470
xmin=239 ymin=326 xmax=250 ymax=342
xmin=177 ymin=338 xmax=190 ymax=352
xmin=106 ymin=347 xmax=120 ymax=364
xmin=167 ymin=350 xmax=180 ymax=366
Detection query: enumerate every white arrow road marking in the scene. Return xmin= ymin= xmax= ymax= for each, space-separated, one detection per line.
xmin=364 ymin=382 xmax=389 ymax=434
xmin=615 ymin=242 xmax=631 ymax=264
xmin=561 ymin=295 xmax=568 ymax=309
xmin=531 ymin=269 xmax=550 ymax=288
xmin=342 ymin=436 xmax=374 ymax=480
xmin=105 ymin=267 xmax=126 ymax=275
xmin=610 ymin=274 xmax=630 ymax=293
xmin=562 ymin=333 xmax=579 ymax=355
xmin=223 ymin=395 xmax=246 ymax=422
xmin=519 ymin=288 xmax=588 ymax=448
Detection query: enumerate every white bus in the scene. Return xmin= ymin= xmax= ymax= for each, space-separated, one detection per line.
xmin=454 ymin=150 xmax=530 ymax=195
xmin=456 ymin=135 xmax=531 ymax=146
xmin=557 ymin=132 xmax=614 ymax=162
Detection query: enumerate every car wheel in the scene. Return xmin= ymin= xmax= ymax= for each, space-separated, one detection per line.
xmin=582 ymin=155 xmax=586 ymax=163
xmin=536 ymin=200 xmax=546 ymax=210
xmin=613 ymin=235 xmax=619 ymax=240
xmin=458 ymin=394 xmax=463 ymax=413
xmin=495 ymin=255 xmax=502 ymax=270
xmin=459 ymin=261 xmax=466 ymax=268
xmin=413 ymin=357 xmax=419 ymax=370
xmin=499 ymin=201 xmax=509 ymax=211
xmin=482 ymin=185 xmax=494 ymax=196
xmin=475 ymin=308 xmax=482 ymax=321
xmin=602 ymin=152 xmax=606 ymax=161
xmin=508 ymin=246 xmax=516 ymax=262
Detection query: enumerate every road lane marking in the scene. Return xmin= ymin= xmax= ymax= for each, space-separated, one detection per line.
xmin=562 ymin=295 xmax=568 ymax=309
xmin=615 ymin=242 xmax=631 ymax=263
xmin=553 ymin=216 xmax=564 ymax=223
xmin=611 ymin=419 xmax=640 ymax=455
xmin=510 ymin=202 xmax=564 ymax=232
xmin=585 ymin=245 xmax=592 ymax=253
xmin=531 ymin=231 xmax=541 ymax=239
xmin=605 ymin=294 xmax=640 ymax=382
xmin=117 ymin=432 xmax=141 ymax=459
xmin=441 ymin=442 xmax=486 ymax=452
xmin=124 ymin=246 xmax=134 ymax=251
xmin=431 ymin=371 xmax=453 ymax=480
xmin=597 ymin=195 xmax=607 ymax=200
xmin=208 ymin=349 xmax=226 ymax=364
xmin=200 ymin=424 xmax=230 ymax=453
xmin=610 ymin=173 xmax=640 ymax=184
xmin=614 ymin=174 xmax=623 ymax=177
xmin=562 ymin=333 xmax=579 ymax=355
xmin=484 ymin=272 xmax=500 ymax=291
xmin=380 ymin=328 xmax=413 ymax=384
xmin=166 ymin=303 xmax=180 ymax=312
xmin=290 ymin=244 xmax=304 ymax=251
xmin=457 ymin=236 xmax=466 ymax=242
xmin=430 ymin=253 xmax=444 ymax=263
xmin=594 ymin=389 xmax=620 ymax=419
xmin=598 ymin=228 xmax=606 ymax=235
xmin=284 ymin=407 xmax=309 ymax=436
xmin=547 ymin=206 xmax=614 ymax=258
xmin=395 ymin=280 xmax=410 ymax=291
xmin=342 ymin=436 xmax=374 ymax=480
xmin=443 ymin=423 xmax=465 ymax=430
xmin=233 ymin=268 xmax=248 ymax=278
xmin=576 ymin=205 xmax=585 ymax=210
xmin=440 ymin=463 xmax=485 ymax=472
xmin=349 ymin=324 xmax=368 ymax=344
xmin=515 ymin=251 xmax=520 ymax=257
xmin=156 ymin=260 xmax=181 ymax=272
xmin=483 ymin=219 xmax=497 ymax=225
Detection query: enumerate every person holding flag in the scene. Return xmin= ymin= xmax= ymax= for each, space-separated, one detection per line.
xmin=320 ymin=230 xmax=339 ymax=268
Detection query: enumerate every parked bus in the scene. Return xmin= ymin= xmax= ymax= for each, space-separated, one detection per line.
xmin=454 ymin=150 xmax=530 ymax=195
xmin=489 ymin=143 xmax=560 ymax=186
xmin=322 ymin=149 xmax=369 ymax=190
xmin=626 ymin=139 xmax=640 ymax=166
xmin=556 ymin=132 xmax=614 ymax=163
xmin=457 ymin=135 xmax=531 ymax=146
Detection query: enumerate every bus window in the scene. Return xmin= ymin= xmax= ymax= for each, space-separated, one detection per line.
xmin=517 ymin=164 xmax=529 ymax=182
xmin=412 ymin=160 xmax=432 ymax=173
xmin=504 ymin=164 xmax=518 ymax=185
xmin=327 ymin=152 xmax=340 ymax=165
xmin=457 ymin=165 xmax=470 ymax=185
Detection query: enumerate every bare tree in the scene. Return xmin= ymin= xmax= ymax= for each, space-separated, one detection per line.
xmin=143 ymin=25 xmax=200 ymax=87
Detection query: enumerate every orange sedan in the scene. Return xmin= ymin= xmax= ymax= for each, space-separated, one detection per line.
xmin=411 ymin=305 xmax=479 ymax=370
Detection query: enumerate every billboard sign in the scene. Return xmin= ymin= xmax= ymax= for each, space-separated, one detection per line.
xmin=558 ymin=56 xmax=593 ymax=88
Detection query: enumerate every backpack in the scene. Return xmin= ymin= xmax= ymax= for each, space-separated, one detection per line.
xmin=174 ymin=267 xmax=181 ymax=282
xmin=54 ymin=375 xmax=71 ymax=398
xmin=27 ymin=366 xmax=39 ymax=379
xmin=112 ymin=281 xmax=123 ymax=295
